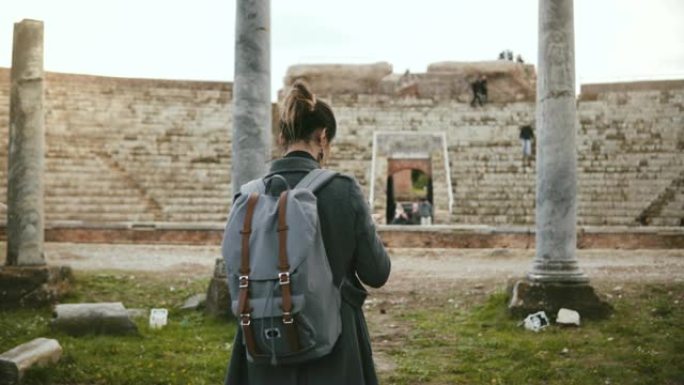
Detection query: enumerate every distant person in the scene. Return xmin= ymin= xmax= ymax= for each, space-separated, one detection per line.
xmin=506 ymin=50 xmax=514 ymax=61
xmin=519 ymin=124 xmax=535 ymax=167
xmin=516 ymin=54 xmax=525 ymax=64
xmin=479 ymin=75 xmax=488 ymax=104
xmin=498 ymin=51 xmax=506 ymax=60
xmin=470 ymin=76 xmax=485 ymax=107
xmin=391 ymin=204 xmax=410 ymax=225
xmin=410 ymin=201 xmax=420 ymax=225
xmin=419 ymin=198 xmax=433 ymax=226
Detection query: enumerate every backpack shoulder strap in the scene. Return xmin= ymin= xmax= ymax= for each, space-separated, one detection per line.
xmin=239 ymin=178 xmax=266 ymax=197
xmin=294 ymin=169 xmax=338 ymax=193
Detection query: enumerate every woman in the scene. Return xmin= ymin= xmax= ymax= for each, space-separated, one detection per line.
xmin=225 ymin=81 xmax=391 ymax=385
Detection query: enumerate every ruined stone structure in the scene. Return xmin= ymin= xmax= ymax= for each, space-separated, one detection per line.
xmin=0 ymin=64 xmax=682 ymax=228
xmin=0 ymin=69 xmax=232 ymax=223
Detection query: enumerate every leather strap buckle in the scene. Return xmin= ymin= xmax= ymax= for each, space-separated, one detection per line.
xmin=282 ymin=311 xmax=294 ymax=325
xmin=240 ymin=313 xmax=251 ymax=326
xmin=239 ymin=275 xmax=249 ymax=288
xmin=278 ymin=272 xmax=290 ymax=285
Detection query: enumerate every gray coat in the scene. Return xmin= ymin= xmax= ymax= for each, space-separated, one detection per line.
xmin=225 ymin=152 xmax=392 ymax=385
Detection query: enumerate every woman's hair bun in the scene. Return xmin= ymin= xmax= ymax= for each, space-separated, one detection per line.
xmin=279 ymin=80 xmax=336 ymax=146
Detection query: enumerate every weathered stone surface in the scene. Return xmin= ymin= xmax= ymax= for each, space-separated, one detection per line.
xmin=180 ymin=293 xmax=206 ymax=311
xmin=529 ymin=0 xmax=587 ymax=284
xmin=232 ymin=0 xmax=271 ymax=194
xmin=6 ymin=19 xmax=45 ymax=266
xmin=423 ymin=61 xmax=535 ymax=102
xmin=284 ymin=61 xmax=535 ymax=103
xmin=0 ymin=265 xmax=72 ymax=308
xmin=507 ymin=279 xmax=612 ymax=320
xmin=0 ymin=66 xmax=680 ymax=228
xmin=284 ymin=62 xmax=393 ymax=96
xmin=126 ymin=308 xmax=147 ymax=319
xmin=0 ymin=338 xmax=62 ymax=385
xmin=204 ymin=259 xmax=232 ymax=319
xmin=51 ymin=302 xmax=138 ymax=335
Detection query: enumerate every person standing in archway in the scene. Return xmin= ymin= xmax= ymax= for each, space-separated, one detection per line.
xmin=419 ymin=198 xmax=433 ymax=226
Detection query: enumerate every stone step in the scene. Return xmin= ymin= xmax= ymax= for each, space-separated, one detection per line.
xmin=46 ymin=212 xmax=156 ymax=222
xmin=47 ymin=203 xmax=149 ymax=213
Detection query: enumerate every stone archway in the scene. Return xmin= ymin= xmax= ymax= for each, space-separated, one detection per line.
xmin=369 ymin=131 xmax=453 ymax=224
xmin=386 ymin=160 xmax=433 ymax=224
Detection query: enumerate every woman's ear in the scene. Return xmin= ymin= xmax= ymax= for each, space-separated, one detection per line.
xmin=319 ymin=128 xmax=329 ymax=147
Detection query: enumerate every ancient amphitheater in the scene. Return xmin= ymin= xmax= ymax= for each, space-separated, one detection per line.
xmin=0 ymin=61 xmax=682 ymax=231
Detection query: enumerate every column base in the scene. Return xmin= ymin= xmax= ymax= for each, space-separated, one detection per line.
xmin=204 ymin=258 xmax=233 ymax=319
xmin=507 ymin=278 xmax=613 ymax=320
xmin=0 ymin=265 xmax=73 ymax=308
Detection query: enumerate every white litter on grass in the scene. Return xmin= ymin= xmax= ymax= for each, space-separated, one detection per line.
xmin=556 ymin=308 xmax=581 ymax=326
xmin=149 ymin=308 xmax=169 ymax=329
xmin=522 ymin=311 xmax=550 ymax=332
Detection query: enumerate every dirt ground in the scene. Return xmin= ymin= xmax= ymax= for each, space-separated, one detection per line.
xmin=2 ymin=242 xmax=676 ymax=286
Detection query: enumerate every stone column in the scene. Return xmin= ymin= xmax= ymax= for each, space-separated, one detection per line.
xmin=1 ymin=20 xmax=72 ymax=308
xmin=231 ymin=0 xmax=271 ymax=195
xmin=6 ymin=19 xmax=45 ymax=266
xmin=529 ymin=0 xmax=586 ymax=283
xmin=508 ymin=0 xmax=610 ymax=319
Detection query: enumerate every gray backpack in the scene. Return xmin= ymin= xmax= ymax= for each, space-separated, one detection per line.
xmin=221 ymin=169 xmax=342 ymax=365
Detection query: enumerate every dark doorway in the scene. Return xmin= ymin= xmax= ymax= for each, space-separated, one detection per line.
xmin=386 ymin=167 xmax=433 ymax=225
xmin=386 ymin=175 xmax=395 ymax=225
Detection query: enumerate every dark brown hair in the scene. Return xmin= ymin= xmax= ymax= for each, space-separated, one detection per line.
xmin=279 ymin=81 xmax=336 ymax=147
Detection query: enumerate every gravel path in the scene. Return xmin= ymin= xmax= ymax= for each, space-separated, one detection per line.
xmin=2 ymin=242 xmax=681 ymax=287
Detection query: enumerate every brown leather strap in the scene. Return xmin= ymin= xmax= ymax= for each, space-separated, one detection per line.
xmin=239 ymin=193 xmax=260 ymax=357
xmin=277 ymin=191 xmax=299 ymax=351
xmin=277 ymin=190 xmax=290 ymax=272
xmin=240 ymin=193 xmax=259 ymax=275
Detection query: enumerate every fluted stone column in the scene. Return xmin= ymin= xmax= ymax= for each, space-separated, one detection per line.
xmin=7 ymin=19 xmax=45 ymax=266
xmin=529 ymin=0 xmax=586 ymax=283
xmin=507 ymin=0 xmax=610 ymax=319
xmin=231 ymin=0 xmax=271 ymax=195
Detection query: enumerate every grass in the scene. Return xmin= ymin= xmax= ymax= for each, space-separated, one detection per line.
xmin=383 ymin=284 xmax=684 ymax=385
xmin=1 ymin=273 xmax=683 ymax=385
xmin=0 ymin=272 xmax=235 ymax=385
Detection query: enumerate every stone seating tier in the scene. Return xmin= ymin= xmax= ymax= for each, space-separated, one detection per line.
xmin=0 ymin=68 xmax=681 ymax=227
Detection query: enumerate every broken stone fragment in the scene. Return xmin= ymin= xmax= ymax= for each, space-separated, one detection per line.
xmin=556 ymin=308 xmax=581 ymax=326
xmin=51 ymin=302 xmax=138 ymax=336
xmin=0 ymin=338 xmax=62 ymax=385
xmin=180 ymin=293 xmax=206 ymax=311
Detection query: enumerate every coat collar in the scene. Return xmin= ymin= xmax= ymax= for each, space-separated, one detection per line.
xmin=267 ymin=153 xmax=320 ymax=176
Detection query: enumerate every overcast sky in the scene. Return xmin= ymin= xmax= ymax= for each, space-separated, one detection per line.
xmin=1 ymin=0 xmax=683 ymax=100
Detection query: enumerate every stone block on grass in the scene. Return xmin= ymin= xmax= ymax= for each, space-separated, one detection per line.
xmin=52 ymin=302 xmax=138 ymax=336
xmin=0 ymin=338 xmax=62 ymax=385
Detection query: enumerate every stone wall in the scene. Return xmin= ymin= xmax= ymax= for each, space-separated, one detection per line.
xmin=0 ymin=65 xmax=682 ymax=227
xmin=320 ymin=78 xmax=683 ymax=226
xmin=0 ymin=68 xmax=233 ymax=223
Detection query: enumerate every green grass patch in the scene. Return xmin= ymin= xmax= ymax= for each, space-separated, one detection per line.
xmin=2 ymin=273 xmax=683 ymax=384
xmin=0 ymin=271 xmax=235 ymax=385
xmin=383 ymin=284 xmax=684 ymax=385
